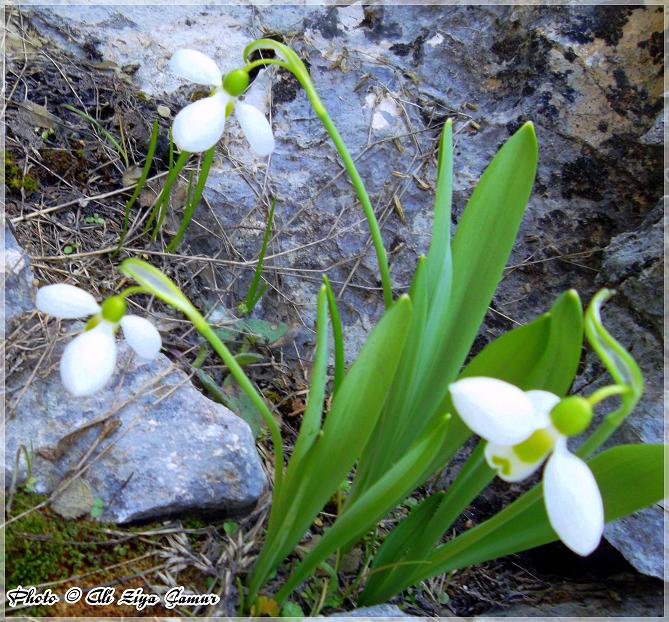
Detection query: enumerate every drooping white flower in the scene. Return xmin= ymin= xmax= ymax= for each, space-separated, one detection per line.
xmin=168 ymin=49 xmax=275 ymax=156
xmin=36 ymin=284 xmax=161 ymax=397
xmin=449 ymin=376 xmax=604 ymax=556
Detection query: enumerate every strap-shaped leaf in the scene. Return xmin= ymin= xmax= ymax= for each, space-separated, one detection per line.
xmin=275 ymin=414 xmax=451 ymax=603
xmin=355 ymin=123 xmax=539 ymax=496
xmin=269 ymin=285 xmax=330 ymax=535
xmin=247 ymin=295 xmax=412 ymax=598
xmin=353 ymin=121 xmax=454 ymax=498
xmin=406 ymin=444 xmax=664 ymax=590
xmin=363 ymin=442 xmax=494 ymax=603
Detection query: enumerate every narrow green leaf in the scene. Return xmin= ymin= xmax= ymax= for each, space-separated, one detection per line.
xmin=352 ymin=257 xmax=429 ymax=504
xmin=239 ymin=197 xmax=277 ymax=313
xmin=167 ymin=146 xmax=216 ymax=251
xmin=411 ymin=444 xmax=665 ymax=588
xmin=247 ymin=296 xmax=413 ymax=599
xmin=117 ymin=118 xmax=159 ymax=253
xmin=366 ymin=491 xmax=446 ymax=584
xmin=63 ymin=103 xmax=128 ymax=167
xmin=418 ymin=122 xmax=539 ymax=432
xmin=271 ymin=286 xmax=329 ymax=532
xmin=363 ymin=442 xmax=494 ymax=603
xmin=276 ymin=414 xmax=450 ymax=603
xmin=147 ymin=149 xmax=190 ymax=239
xmin=323 ymin=275 xmax=344 ymax=395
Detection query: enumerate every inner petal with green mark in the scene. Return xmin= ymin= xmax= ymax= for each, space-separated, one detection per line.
xmin=513 ymin=428 xmax=555 ymax=463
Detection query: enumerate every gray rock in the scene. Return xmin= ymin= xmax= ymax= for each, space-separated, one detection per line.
xmin=2 ymin=222 xmax=35 ymax=334
xmin=574 ymin=198 xmax=665 ymax=579
xmin=5 ymin=335 xmax=266 ymax=523
xmin=341 ymin=604 xmax=410 ymax=618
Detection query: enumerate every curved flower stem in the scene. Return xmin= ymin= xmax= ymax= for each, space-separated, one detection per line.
xmin=576 ymin=289 xmax=643 ymax=459
xmin=244 ymin=39 xmax=393 ymax=309
xmin=118 ymin=259 xmax=284 ymax=498
xmin=586 ymin=384 xmax=629 ymax=407
xmin=118 ymin=286 xmax=146 ymax=298
xmin=194 ymin=317 xmax=284 ymax=495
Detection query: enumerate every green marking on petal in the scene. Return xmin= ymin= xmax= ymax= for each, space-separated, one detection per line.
xmin=513 ymin=428 xmax=554 ymax=463
xmin=84 ymin=315 xmax=101 ymax=331
xmin=491 ymin=455 xmax=512 ymax=476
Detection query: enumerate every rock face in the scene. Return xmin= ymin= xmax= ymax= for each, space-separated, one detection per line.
xmin=21 ymin=4 xmax=664 ymax=572
xmin=3 ymin=222 xmax=35 ymax=334
xmin=574 ymin=199 xmax=665 ymax=578
xmin=5 ymin=333 xmax=266 ymax=523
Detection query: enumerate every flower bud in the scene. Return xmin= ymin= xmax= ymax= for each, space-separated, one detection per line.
xmin=100 ymin=295 xmax=127 ymax=323
xmin=550 ymin=396 xmax=593 ymax=437
xmin=223 ymin=68 xmax=250 ymax=96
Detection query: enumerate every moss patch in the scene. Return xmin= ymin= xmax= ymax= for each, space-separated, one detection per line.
xmin=5 ymin=491 xmax=169 ymax=616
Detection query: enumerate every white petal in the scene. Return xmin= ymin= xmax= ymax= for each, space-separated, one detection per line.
xmin=121 ymin=315 xmax=162 ymax=360
xmin=526 ymin=390 xmax=561 ymax=427
xmin=544 ymin=441 xmax=604 ymax=556
xmin=60 ymin=323 xmax=117 ymax=396
xmin=36 ymin=284 xmax=100 ymax=319
xmin=449 ymin=377 xmax=540 ymax=445
xmin=172 ymin=91 xmax=228 ymax=153
xmin=169 ymin=49 xmax=221 ymax=87
xmin=235 ymin=101 xmax=275 ymax=156
xmin=485 ymin=442 xmax=545 ymax=483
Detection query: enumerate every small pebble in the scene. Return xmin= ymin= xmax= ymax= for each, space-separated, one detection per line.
xmin=157 ymin=104 xmax=171 ymax=118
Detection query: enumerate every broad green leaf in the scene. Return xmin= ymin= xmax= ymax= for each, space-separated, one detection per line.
xmin=410 ymin=444 xmax=664 ymax=589
xmin=352 ymin=257 xmax=429 ymax=503
xmin=355 ymin=123 xmax=539 ymax=495
xmin=366 ymin=491 xmax=446 ymax=583
xmin=417 ymin=122 xmax=539 ymax=433
xmin=247 ymin=296 xmax=413 ymax=598
xmin=275 ymin=414 xmax=451 ymax=604
xmin=353 ymin=122 xmax=453 ymax=499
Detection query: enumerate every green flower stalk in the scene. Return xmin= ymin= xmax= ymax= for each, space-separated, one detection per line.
xmin=118 ymin=258 xmax=285 ymax=498
xmin=242 ymin=38 xmax=394 ymax=309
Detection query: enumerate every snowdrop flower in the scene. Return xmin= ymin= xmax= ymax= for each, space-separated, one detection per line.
xmin=36 ymin=284 xmax=161 ymax=397
xmin=169 ymin=49 xmax=275 ymax=156
xmin=449 ymin=377 xmax=604 ymax=556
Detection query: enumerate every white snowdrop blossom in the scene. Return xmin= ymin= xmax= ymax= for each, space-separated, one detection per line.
xmin=449 ymin=377 xmax=604 ymax=556
xmin=36 ymin=284 xmax=161 ymax=397
xmin=169 ymin=49 xmax=275 ymax=155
